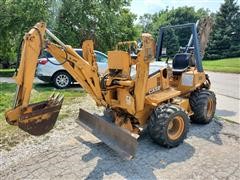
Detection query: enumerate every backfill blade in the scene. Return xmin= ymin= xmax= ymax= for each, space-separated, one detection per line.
xmin=76 ymin=108 xmax=138 ymax=159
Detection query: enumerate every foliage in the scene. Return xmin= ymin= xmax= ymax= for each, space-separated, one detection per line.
xmin=0 ymin=0 xmax=139 ymax=65
xmin=205 ymin=0 xmax=240 ymax=59
xmin=0 ymin=0 xmax=51 ymax=67
xmin=139 ymin=2 xmax=240 ymax=60
xmin=0 ymin=0 xmax=239 ymax=65
xmin=138 ymin=7 xmax=209 ymax=57
xmin=56 ymin=0 xmax=139 ymax=52
xmin=161 ymin=29 xmax=179 ymax=57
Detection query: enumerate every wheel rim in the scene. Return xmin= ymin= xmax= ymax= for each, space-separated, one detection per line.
xmin=207 ymin=99 xmax=214 ymax=118
xmin=167 ymin=116 xmax=184 ymax=140
xmin=56 ymin=74 xmax=69 ymax=88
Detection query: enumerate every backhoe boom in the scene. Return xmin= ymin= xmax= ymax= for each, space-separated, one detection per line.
xmin=5 ymin=22 xmax=106 ymax=135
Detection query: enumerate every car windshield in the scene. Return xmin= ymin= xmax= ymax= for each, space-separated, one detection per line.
xmin=76 ymin=50 xmax=107 ymax=63
xmin=76 ymin=50 xmax=83 ymax=57
xmin=96 ymin=52 xmax=107 ymax=63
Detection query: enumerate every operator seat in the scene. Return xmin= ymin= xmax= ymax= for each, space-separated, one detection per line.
xmin=172 ymin=53 xmax=192 ymax=75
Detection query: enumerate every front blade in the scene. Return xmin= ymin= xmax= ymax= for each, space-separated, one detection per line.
xmin=76 ymin=108 xmax=138 ymax=159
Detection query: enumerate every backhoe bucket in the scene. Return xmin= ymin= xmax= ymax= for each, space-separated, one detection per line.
xmin=76 ymin=108 xmax=138 ymax=159
xmin=5 ymin=93 xmax=63 ymax=136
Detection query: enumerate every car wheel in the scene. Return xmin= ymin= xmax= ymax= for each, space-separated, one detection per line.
xmin=53 ymin=71 xmax=71 ymax=89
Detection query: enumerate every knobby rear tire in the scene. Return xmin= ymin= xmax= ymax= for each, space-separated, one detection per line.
xmin=190 ymin=89 xmax=216 ymax=124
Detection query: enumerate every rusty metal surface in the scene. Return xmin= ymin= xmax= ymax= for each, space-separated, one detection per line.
xmin=18 ymin=94 xmax=64 ymax=136
xmin=76 ymin=108 xmax=138 ymax=159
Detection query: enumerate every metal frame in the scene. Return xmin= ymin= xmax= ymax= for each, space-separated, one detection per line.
xmin=156 ymin=23 xmax=203 ymax=72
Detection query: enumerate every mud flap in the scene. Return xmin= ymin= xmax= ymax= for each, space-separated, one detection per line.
xmin=76 ymin=108 xmax=139 ymax=159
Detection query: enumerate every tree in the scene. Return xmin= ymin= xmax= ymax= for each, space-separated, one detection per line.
xmin=0 ymin=0 xmax=51 ymax=67
xmin=139 ymin=13 xmax=153 ymax=32
xmin=138 ymin=7 xmax=209 ymax=58
xmin=162 ymin=29 xmax=179 ymax=57
xmin=205 ymin=0 xmax=240 ymax=59
xmin=167 ymin=7 xmax=209 ymax=46
xmin=0 ymin=0 xmax=139 ymax=66
xmin=56 ymin=0 xmax=139 ymax=52
xmin=48 ymin=0 xmax=62 ymax=28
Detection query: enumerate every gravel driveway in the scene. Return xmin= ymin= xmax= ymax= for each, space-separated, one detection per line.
xmin=0 ymin=96 xmax=239 ymax=180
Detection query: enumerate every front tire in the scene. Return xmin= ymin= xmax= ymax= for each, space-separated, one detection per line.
xmin=52 ymin=71 xmax=72 ymax=89
xmin=190 ymin=89 xmax=216 ymax=124
xmin=148 ymin=104 xmax=190 ymax=148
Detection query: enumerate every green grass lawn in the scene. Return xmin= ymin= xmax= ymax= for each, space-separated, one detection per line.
xmin=0 ymin=83 xmax=85 ymax=136
xmin=0 ymin=69 xmax=15 ymax=77
xmin=203 ymin=57 xmax=240 ymax=73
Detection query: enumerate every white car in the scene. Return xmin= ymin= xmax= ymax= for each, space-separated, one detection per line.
xmin=36 ymin=49 xmax=108 ymax=88
xmin=37 ymin=48 xmax=167 ymax=89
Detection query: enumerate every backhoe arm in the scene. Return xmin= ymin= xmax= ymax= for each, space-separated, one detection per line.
xmin=46 ymin=42 xmax=105 ymax=106
xmin=5 ymin=22 xmax=105 ymax=135
xmin=5 ymin=22 xmax=47 ymax=126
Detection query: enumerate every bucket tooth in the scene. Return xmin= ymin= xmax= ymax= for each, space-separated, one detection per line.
xmin=49 ymin=92 xmax=55 ymax=100
xmin=57 ymin=95 xmax=64 ymax=103
xmin=76 ymin=108 xmax=138 ymax=159
xmin=54 ymin=93 xmax=60 ymax=99
xmin=51 ymin=93 xmax=60 ymax=103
